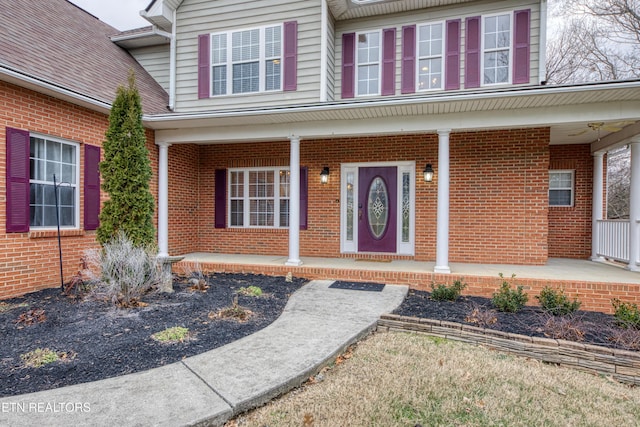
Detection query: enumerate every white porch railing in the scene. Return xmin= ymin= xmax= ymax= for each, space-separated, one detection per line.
xmin=596 ymin=219 xmax=630 ymax=263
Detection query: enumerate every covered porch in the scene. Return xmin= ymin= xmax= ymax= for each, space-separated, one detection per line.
xmin=176 ymin=253 xmax=639 ymax=314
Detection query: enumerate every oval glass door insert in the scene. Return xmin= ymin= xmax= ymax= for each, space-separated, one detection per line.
xmin=367 ymin=176 xmax=388 ymax=239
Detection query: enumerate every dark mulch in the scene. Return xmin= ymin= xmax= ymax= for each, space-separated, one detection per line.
xmin=0 ymin=273 xmax=305 ymax=398
xmin=393 ymin=289 xmax=640 ymax=351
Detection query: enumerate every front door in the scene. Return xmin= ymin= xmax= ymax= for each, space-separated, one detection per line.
xmin=358 ymin=167 xmax=397 ymax=253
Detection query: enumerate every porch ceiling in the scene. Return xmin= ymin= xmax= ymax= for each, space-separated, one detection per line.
xmin=146 ymin=80 xmax=640 ymax=151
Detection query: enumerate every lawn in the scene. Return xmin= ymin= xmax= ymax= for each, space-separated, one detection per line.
xmin=229 ymin=331 xmax=640 ymax=426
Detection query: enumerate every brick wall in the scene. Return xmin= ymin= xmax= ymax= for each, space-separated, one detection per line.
xmin=548 ymin=144 xmax=593 ymax=259
xmin=0 ymin=81 xmax=158 ymax=299
xmin=169 ymin=128 xmax=552 ymax=264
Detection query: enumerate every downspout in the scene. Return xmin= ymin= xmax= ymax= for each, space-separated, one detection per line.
xmin=168 ymin=8 xmax=177 ymax=110
xmin=320 ymin=0 xmax=328 ymax=102
xmin=539 ymin=0 xmax=548 ymax=83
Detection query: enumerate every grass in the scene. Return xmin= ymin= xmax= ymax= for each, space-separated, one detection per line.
xmin=238 ymin=286 xmax=263 ymax=297
xmin=151 ymin=326 xmax=190 ymax=343
xmin=230 ymin=332 xmax=640 ymax=426
xmin=20 ymin=348 xmax=72 ymax=368
xmin=0 ymin=301 xmax=29 ymax=313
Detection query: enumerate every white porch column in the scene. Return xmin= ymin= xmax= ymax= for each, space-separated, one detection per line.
xmin=157 ymin=142 xmax=171 ymax=258
xmin=286 ymin=135 xmax=303 ymax=266
xmin=629 ymin=140 xmax=640 ymax=271
xmin=591 ymin=152 xmax=605 ymax=261
xmin=435 ymin=129 xmax=451 ymax=274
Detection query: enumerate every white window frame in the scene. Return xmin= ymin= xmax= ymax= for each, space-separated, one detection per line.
xmin=356 ymin=30 xmax=382 ymax=96
xmin=340 ymin=161 xmax=415 ymax=255
xmin=481 ymin=12 xmax=513 ymax=86
xmin=29 ymin=133 xmax=80 ymax=229
xmin=416 ymin=21 xmax=444 ymax=92
xmin=228 ymin=167 xmax=291 ymax=228
xmin=210 ymin=24 xmax=283 ymax=97
xmin=549 ymin=170 xmax=575 ymax=207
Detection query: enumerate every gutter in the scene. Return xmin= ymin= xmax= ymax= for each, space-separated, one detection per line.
xmin=0 ymin=65 xmax=111 ymax=113
xmin=142 ymin=79 xmax=640 ymax=123
xmin=539 ymin=0 xmax=548 ymax=83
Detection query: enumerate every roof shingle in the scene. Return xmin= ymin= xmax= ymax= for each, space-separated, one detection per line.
xmin=0 ymin=0 xmax=169 ymax=114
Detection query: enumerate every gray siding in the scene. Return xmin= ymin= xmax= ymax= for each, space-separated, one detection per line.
xmin=174 ymin=0 xmax=323 ymax=112
xmin=129 ymin=45 xmax=171 ymax=92
xmin=334 ymin=0 xmax=540 ymax=100
xmin=326 ymin=10 xmax=336 ymax=101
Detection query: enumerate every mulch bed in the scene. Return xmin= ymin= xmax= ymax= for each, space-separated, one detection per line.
xmin=393 ymin=289 xmax=640 ymax=351
xmin=0 ymin=273 xmax=305 ymax=398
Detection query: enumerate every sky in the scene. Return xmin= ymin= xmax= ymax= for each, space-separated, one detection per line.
xmin=69 ymin=0 xmax=151 ymax=31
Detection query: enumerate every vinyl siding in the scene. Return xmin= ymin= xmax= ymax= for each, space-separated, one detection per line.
xmin=326 ymin=11 xmax=336 ymax=101
xmin=334 ymin=0 xmax=540 ymax=100
xmin=174 ymin=0 xmax=322 ymax=112
xmin=129 ymin=45 xmax=171 ymax=92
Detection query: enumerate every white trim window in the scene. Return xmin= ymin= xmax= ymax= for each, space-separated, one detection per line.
xmin=482 ymin=13 xmax=512 ymax=85
xmin=211 ymin=24 xmax=282 ymax=96
xmin=549 ymin=170 xmax=575 ymax=207
xmin=229 ymin=167 xmax=290 ymax=228
xmin=29 ymin=135 xmax=79 ymax=228
xmin=417 ymin=22 xmax=444 ymax=91
xmin=356 ymin=31 xmax=381 ymax=96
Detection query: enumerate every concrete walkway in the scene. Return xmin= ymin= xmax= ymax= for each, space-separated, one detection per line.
xmin=0 ymin=280 xmax=408 ymax=427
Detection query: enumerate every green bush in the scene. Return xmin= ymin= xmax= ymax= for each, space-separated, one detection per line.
xmin=238 ymin=286 xmax=263 ymax=297
xmin=491 ymin=273 xmax=529 ymax=313
xmin=535 ymin=287 xmax=581 ymax=316
xmin=430 ymin=280 xmax=467 ymax=301
xmin=612 ymin=299 xmax=640 ymax=329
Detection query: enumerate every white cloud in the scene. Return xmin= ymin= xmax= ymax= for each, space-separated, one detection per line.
xmin=69 ymin=0 xmax=150 ymax=31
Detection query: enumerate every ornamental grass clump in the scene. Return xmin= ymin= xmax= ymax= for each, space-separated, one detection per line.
xmin=491 ymin=273 xmax=529 ymax=313
xmin=430 ymin=279 xmax=467 ymax=302
xmin=535 ymin=286 xmax=581 ymax=316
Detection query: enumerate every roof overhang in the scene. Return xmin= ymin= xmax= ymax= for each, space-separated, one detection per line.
xmin=144 ymin=80 xmax=640 ymax=153
xmin=327 ymin=0 xmax=478 ymax=20
xmin=111 ymin=27 xmax=171 ymax=49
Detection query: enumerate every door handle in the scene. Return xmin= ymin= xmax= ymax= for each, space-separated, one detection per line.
xmin=358 ymin=203 xmax=363 ymax=220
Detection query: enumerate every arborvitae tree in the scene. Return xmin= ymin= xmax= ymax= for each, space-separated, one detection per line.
xmin=97 ymin=71 xmax=155 ymax=247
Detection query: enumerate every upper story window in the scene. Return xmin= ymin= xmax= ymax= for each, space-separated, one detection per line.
xmin=211 ymin=25 xmax=282 ymax=96
xmin=357 ymin=31 xmax=381 ymax=96
xmin=417 ymin=22 xmax=444 ymax=91
xmin=229 ymin=167 xmax=290 ymax=228
xmin=549 ymin=170 xmax=574 ymax=207
xmin=482 ymin=14 xmax=512 ymax=85
xmin=29 ymin=135 xmax=79 ymax=228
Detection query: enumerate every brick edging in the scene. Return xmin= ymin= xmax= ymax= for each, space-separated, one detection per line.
xmin=377 ymin=314 xmax=640 ymax=386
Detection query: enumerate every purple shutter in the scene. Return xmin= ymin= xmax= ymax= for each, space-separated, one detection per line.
xmin=341 ymin=33 xmax=356 ymax=98
xmin=5 ymin=127 xmax=30 ymax=233
xmin=513 ymin=9 xmax=531 ymax=84
xmin=299 ymin=166 xmax=308 ymax=230
xmin=381 ymin=28 xmax=396 ymax=96
xmin=445 ymin=19 xmax=461 ymax=90
xmin=84 ymin=145 xmax=101 ymax=231
xmin=465 ymin=16 xmax=481 ymax=89
xmin=198 ymin=34 xmax=210 ymax=99
xmin=215 ymin=169 xmax=226 ymax=228
xmin=283 ymin=21 xmax=298 ymax=91
xmin=401 ymin=25 xmax=416 ymax=94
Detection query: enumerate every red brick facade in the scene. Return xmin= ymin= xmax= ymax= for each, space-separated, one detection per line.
xmin=0 ymin=82 xmax=158 ymax=299
xmin=167 ymin=128 xmax=558 ymax=265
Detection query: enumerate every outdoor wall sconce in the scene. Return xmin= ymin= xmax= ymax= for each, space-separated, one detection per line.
xmin=320 ymin=167 xmax=330 ymax=184
xmin=423 ymin=164 xmax=434 ymax=182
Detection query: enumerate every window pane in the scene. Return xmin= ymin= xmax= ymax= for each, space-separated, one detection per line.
xmin=550 ymin=189 xmax=572 ymax=206
xmin=230 ymin=200 xmax=244 ymax=226
xmin=44 ymin=184 xmax=56 ymax=205
xmin=266 ymin=59 xmax=281 ymax=91
xmin=280 ymin=199 xmax=289 ymax=227
xmin=265 ymin=26 xmax=281 ymax=58
xmin=402 ymin=173 xmax=410 ymax=243
xmin=279 ymin=170 xmax=290 ymax=197
xmin=346 ymin=172 xmax=354 ymax=241
xmin=212 ymin=66 xmax=227 ymax=95
xmin=47 ymin=140 xmax=60 ymax=161
xmin=43 ymin=206 xmax=57 ymax=227
xmin=62 ymin=144 xmax=75 ymax=164
xmin=250 ymin=200 xmax=274 ymax=226
xmin=233 ymin=62 xmax=259 ymax=93
xmin=232 ymin=29 xmax=259 ymax=62
xmin=59 ymin=186 xmax=74 ymax=206
xmin=212 ymin=34 xmax=227 ymax=64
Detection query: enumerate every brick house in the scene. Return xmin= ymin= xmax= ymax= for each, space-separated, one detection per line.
xmin=1 ymin=0 xmax=639 ymax=300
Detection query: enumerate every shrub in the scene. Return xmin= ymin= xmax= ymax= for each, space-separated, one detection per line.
xmin=84 ymin=231 xmax=160 ymax=307
xmin=20 ymin=348 xmax=62 ymax=368
xmin=209 ymin=296 xmax=253 ymax=322
xmin=542 ymin=315 xmax=585 ymax=342
xmin=465 ymin=304 xmax=498 ymax=328
xmin=612 ymin=299 xmax=640 ymax=329
xmin=430 ymin=279 xmax=466 ymax=301
xmin=491 ymin=273 xmax=529 ymax=313
xmin=238 ymin=286 xmax=263 ymax=297
xmin=535 ymin=286 xmax=581 ymax=316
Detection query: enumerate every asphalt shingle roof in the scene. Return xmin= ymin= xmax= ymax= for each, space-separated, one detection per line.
xmin=0 ymin=0 xmax=169 ymax=114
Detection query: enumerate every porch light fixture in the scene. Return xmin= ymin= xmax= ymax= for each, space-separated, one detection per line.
xmin=423 ymin=164 xmax=434 ymax=183
xmin=320 ymin=167 xmax=330 ymax=184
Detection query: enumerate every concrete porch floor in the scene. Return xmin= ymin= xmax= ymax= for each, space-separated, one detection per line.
xmin=180 ymin=253 xmax=639 ymax=284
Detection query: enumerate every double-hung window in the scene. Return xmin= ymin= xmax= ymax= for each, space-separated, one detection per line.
xmin=29 ymin=135 xmax=79 ymax=228
xmin=482 ymin=14 xmax=511 ymax=85
xmin=211 ymin=25 xmax=282 ymax=96
xmin=356 ymin=31 xmax=381 ymax=96
xmin=549 ymin=170 xmax=574 ymax=207
xmin=417 ymin=22 xmax=444 ymax=91
xmin=229 ymin=168 xmax=290 ymax=228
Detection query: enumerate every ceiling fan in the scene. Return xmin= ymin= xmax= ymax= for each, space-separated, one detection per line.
xmin=569 ymin=121 xmax=635 ymax=137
